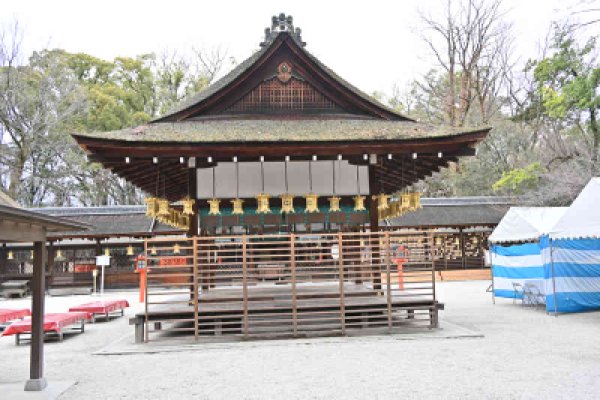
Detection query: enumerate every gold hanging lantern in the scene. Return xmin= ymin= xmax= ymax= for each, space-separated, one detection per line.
xmin=208 ymin=199 xmax=221 ymax=215
xmin=374 ymin=194 xmax=390 ymax=210
xmin=182 ymin=215 xmax=190 ymax=229
xmin=7 ymin=250 xmax=14 ymax=260
xmin=55 ymin=249 xmax=63 ymax=260
xmin=150 ymin=246 xmax=157 ymax=256
xmin=353 ymin=195 xmax=366 ymax=211
xmin=280 ymin=194 xmax=295 ymax=214
xmin=304 ymin=193 xmax=319 ymax=213
xmin=126 ymin=245 xmax=134 ymax=256
xmin=231 ymin=198 xmax=244 ymax=215
xmin=256 ymin=193 xmax=271 ymax=214
xmin=328 ymin=196 xmax=341 ymax=212
xmin=157 ymin=199 xmax=170 ymax=217
xmin=409 ymin=192 xmax=422 ymax=210
xmin=104 ymin=248 xmax=110 ymax=257
xmin=401 ymin=193 xmax=411 ymax=211
xmin=173 ymin=243 xmax=181 ymax=254
xmin=182 ymin=197 xmax=195 ymax=215
xmin=144 ymin=197 xmax=159 ymax=217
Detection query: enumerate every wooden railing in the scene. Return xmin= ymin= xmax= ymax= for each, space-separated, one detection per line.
xmin=143 ymin=230 xmax=438 ymax=342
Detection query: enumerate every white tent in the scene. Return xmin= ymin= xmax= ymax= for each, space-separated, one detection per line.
xmin=488 ymin=207 xmax=567 ymax=243
xmin=542 ymin=178 xmax=600 ymax=313
xmin=488 ymin=207 xmax=566 ymax=301
xmin=549 ymin=178 xmax=600 ymax=240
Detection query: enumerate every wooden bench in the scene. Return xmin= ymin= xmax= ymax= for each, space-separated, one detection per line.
xmin=0 ymin=280 xmax=30 ymax=298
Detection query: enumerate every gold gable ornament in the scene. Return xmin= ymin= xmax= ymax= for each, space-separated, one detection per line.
xmin=208 ymin=199 xmax=221 ymax=215
xmin=256 ymin=193 xmax=271 ymax=214
xmin=280 ymin=193 xmax=295 ymax=214
xmin=231 ymin=198 xmax=244 ymax=215
xmin=328 ymin=196 xmax=341 ymax=212
xmin=353 ymin=195 xmax=366 ymax=211
xmin=304 ymin=193 xmax=319 ymax=213
xmin=181 ymin=197 xmax=195 ymax=215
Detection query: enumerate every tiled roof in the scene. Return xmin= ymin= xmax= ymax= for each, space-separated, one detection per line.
xmin=73 ymin=119 xmax=489 ymax=143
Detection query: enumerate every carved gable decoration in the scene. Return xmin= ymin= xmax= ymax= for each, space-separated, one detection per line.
xmin=224 ymin=67 xmax=344 ymax=115
xmin=277 ymin=62 xmax=292 ymax=83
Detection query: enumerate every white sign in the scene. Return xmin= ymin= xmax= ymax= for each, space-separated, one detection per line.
xmin=96 ymin=255 xmax=111 ymax=266
xmin=331 ymin=245 xmax=339 ymax=260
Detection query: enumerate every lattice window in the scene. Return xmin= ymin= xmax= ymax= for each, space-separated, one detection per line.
xmin=224 ymin=77 xmax=343 ymax=114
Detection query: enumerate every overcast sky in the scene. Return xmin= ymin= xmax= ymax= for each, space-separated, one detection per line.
xmin=1 ymin=0 xmax=586 ymax=97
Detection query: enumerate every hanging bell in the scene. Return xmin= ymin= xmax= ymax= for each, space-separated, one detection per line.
xmin=353 ymin=195 xmax=366 ymax=211
xmin=231 ymin=198 xmax=244 ymax=215
xmin=328 ymin=196 xmax=341 ymax=212
xmin=304 ymin=193 xmax=319 ymax=213
xmin=256 ymin=193 xmax=271 ymax=214
xmin=280 ymin=194 xmax=295 ymax=214
xmin=208 ymin=199 xmax=221 ymax=215
xmin=126 ymin=245 xmax=134 ymax=256
xmin=7 ymin=250 xmax=14 ymax=260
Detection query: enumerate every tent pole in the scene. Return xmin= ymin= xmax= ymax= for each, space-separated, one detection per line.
xmin=489 ymin=247 xmax=496 ymax=305
xmin=550 ymin=239 xmax=558 ymax=317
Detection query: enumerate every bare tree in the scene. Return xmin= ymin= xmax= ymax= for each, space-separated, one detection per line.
xmin=418 ymin=0 xmax=514 ymax=126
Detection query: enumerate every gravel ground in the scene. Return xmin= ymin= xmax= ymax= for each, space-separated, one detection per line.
xmin=1 ymin=281 xmax=600 ymax=400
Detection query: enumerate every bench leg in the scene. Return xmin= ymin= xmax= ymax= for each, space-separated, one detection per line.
xmin=135 ymin=322 xmax=144 ymax=344
xmin=121 ymin=308 xmax=124 ymax=317
xmin=80 ymin=320 xmax=85 ymax=333
xmin=59 ymin=331 xmax=64 ymax=342
xmin=15 ymin=334 xmax=20 ymax=345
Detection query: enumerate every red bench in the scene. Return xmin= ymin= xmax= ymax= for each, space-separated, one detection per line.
xmin=0 ymin=308 xmax=31 ymax=323
xmin=68 ymin=299 xmax=129 ymax=322
xmin=2 ymin=312 xmax=92 ymax=345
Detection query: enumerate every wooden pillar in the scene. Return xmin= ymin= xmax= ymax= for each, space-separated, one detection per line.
xmin=459 ymin=228 xmax=466 ymax=269
xmin=187 ymin=167 xmax=198 ymax=238
xmin=368 ymin=164 xmax=382 ymax=290
xmin=25 ymin=240 xmax=47 ymax=391
xmin=47 ymin=242 xmax=55 ymax=282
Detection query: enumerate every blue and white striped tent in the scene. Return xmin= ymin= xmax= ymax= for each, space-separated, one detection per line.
xmin=543 ymin=178 xmax=600 ymax=313
xmin=488 ymin=207 xmax=567 ymax=300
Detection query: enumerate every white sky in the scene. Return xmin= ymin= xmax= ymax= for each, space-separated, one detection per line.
xmin=1 ymin=0 xmax=585 ymax=97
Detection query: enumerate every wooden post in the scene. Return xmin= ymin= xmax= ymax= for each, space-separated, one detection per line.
xmin=188 ymin=167 xmax=199 ymax=238
xmin=290 ymin=234 xmax=298 ymax=337
xmin=368 ymin=164 xmax=382 ymax=291
xmin=193 ymin=237 xmax=199 ymax=340
xmin=384 ymin=232 xmax=392 ymax=331
xmin=459 ymin=228 xmax=466 ymax=269
xmin=25 ymin=241 xmax=47 ymax=391
xmin=242 ymin=235 xmax=249 ymax=338
xmin=337 ymin=232 xmax=346 ymax=335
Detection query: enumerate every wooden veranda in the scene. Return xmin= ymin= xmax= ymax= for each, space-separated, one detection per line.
xmin=137 ymin=230 xmax=440 ymax=342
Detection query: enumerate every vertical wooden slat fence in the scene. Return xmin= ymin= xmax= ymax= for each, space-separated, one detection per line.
xmin=142 ymin=230 xmax=439 ymax=342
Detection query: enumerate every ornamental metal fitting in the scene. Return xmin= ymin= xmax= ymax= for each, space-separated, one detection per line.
xmin=260 ymin=13 xmax=306 ymax=47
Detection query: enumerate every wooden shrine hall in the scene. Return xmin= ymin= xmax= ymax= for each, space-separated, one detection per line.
xmin=73 ymin=14 xmax=490 ymax=342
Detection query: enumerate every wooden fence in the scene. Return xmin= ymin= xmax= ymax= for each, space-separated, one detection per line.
xmin=142 ymin=230 xmax=439 ymax=342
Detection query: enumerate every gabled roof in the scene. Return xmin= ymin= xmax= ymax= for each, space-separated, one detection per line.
xmin=550 ymin=178 xmax=600 ymax=240
xmin=0 ymin=190 xmax=19 ymax=207
xmin=30 ymin=206 xmax=183 ymax=239
xmin=154 ymin=18 xmax=412 ymax=122
xmin=488 ymin=207 xmax=568 ymax=243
